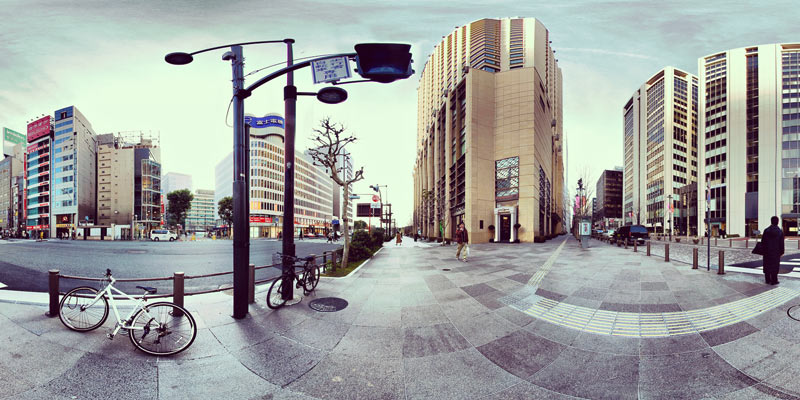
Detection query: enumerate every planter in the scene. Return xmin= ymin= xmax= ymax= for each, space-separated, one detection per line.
xmin=675 ymin=238 xmax=681 ymax=243
xmin=692 ymin=238 xmax=700 ymax=244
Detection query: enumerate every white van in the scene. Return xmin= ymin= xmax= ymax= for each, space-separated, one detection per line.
xmin=150 ymin=229 xmax=178 ymax=242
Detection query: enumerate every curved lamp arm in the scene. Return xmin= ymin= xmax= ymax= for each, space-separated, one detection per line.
xmin=165 ymin=39 xmax=293 ymax=65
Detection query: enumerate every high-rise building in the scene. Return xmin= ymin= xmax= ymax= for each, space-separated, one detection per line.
xmin=214 ymin=113 xmax=334 ymax=238
xmin=162 ymin=172 xmax=192 ymax=197
xmin=96 ymin=131 xmax=160 ymax=238
xmin=25 ymin=115 xmax=54 ymax=238
xmin=623 ymin=67 xmax=699 ymax=234
xmin=412 ymin=17 xmax=564 ymax=243
xmin=3 ymin=127 xmax=25 ymax=157
xmin=51 ymin=106 xmax=97 ymax=239
xmin=133 ymin=144 xmax=161 ymax=236
xmin=0 ymin=144 xmax=24 ymax=234
xmin=214 ymin=152 xmax=233 ymax=207
xmin=185 ymin=189 xmax=216 ymax=233
xmin=595 ymin=168 xmax=623 ymax=229
xmin=698 ymin=43 xmax=800 ymax=237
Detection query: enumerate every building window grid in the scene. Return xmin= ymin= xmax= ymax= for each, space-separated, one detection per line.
xmin=495 ymin=157 xmax=519 ymax=200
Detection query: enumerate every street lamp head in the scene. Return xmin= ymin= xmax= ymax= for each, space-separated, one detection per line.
xmin=165 ymin=52 xmax=194 ymax=65
xmin=316 ymin=87 xmax=348 ymax=104
xmin=221 ymin=51 xmax=236 ymax=61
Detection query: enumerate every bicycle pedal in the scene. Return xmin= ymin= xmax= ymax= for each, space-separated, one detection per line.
xmin=106 ymin=333 xmax=115 ymax=340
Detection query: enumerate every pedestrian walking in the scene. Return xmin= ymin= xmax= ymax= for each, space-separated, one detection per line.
xmin=455 ymin=222 xmax=469 ymax=262
xmin=395 ymin=231 xmax=402 ymax=246
xmin=298 ymin=230 xmax=303 ymax=240
xmin=756 ymin=216 xmax=784 ymax=285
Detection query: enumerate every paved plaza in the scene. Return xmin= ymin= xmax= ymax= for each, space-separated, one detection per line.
xmin=3 ymin=235 xmax=800 ymax=399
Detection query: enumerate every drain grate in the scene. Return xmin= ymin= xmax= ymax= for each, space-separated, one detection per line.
xmin=442 ymin=268 xmax=451 ymax=271
xmin=309 ymin=297 xmax=348 ymax=312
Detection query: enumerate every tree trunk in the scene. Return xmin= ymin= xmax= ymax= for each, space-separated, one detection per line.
xmin=340 ymin=184 xmax=351 ymax=271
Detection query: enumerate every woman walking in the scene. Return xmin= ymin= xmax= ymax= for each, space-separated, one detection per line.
xmin=395 ymin=231 xmax=402 ymax=246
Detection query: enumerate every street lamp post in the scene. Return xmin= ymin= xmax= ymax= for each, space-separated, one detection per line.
xmin=667 ymin=194 xmax=673 ymax=241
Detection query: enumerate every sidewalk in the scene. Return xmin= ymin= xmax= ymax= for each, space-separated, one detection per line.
xmin=3 ymin=235 xmax=800 ymax=399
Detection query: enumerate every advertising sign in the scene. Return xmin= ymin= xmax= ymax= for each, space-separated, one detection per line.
xmin=311 ymin=56 xmax=351 ymax=84
xmin=579 ymin=222 xmax=591 ymax=236
xmin=2 ymin=127 xmax=25 ymax=156
xmin=26 ymin=116 xmax=51 ymax=142
xmin=357 ymin=203 xmax=381 ymax=217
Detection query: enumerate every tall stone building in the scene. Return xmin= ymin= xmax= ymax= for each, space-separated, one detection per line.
xmin=412 ymin=17 xmax=564 ymax=243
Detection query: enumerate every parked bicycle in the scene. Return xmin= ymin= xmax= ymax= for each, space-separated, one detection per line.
xmin=58 ymin=269 xmax=197 ymax=356
xmin=266 ymin=253 xmax=320 ymax=309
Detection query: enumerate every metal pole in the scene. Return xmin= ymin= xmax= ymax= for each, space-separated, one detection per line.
xmin=231 ymin=45 xmax=250 ymax=319
xmin=281 ymin=39 xmax=297 ymax=301
xmin=47 ymin=269 xmax=59 ymax=317
xmin=173 ymin=272 xmax=184 ymax=317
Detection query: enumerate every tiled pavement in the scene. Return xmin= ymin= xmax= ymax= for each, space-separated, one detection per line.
xmin=4 ymin=235 xmax=800 ymax=399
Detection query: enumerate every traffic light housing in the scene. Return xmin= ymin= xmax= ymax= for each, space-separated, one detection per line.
xmin=354 ymin=43 xmax=414 ymax=83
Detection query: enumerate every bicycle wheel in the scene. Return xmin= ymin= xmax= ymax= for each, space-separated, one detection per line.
xmin=128 ymin=302 xmax=196 ymax=356
xmin=302 ymin=264 xmax=319 ymax=294
xmin=788 ymin=305 xmax=800 ymax=322
xmin=59 ymin=286 xmax=109 ymax=332
xmin=266 ymin=277 xmax=288 ymax=309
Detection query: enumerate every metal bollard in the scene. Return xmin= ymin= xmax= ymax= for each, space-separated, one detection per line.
xmin=248 ymin=264 xmax=255 ymax=304
xmin=715 ymin=238 xmax=718 ymax=246
xmin=718 ymin=251 xmax=725 ymax=275
xmin=746 ymin=238 xmax=749 ymax=248
xmin=47 ymin=269 xmax=60 ymax=317
xmin=665 ymin=243 xmax=670 ymax=262
xmin=692 ymin=248 xmax=698 ymax=269
xmin=624 ymin=240 xmax=628 ymax=249
xmin=647 ymin=241 xmax=651 ymax=256
xmin=797 ymin=239 xmax=799 ymax=250
xmin=730 ymin=239 xmax=732 ymax=248
xmin=634 ymin=241 xmax=637 ymax=252
xmin=173 ymin=272 xmax=184 ymax=316
xmin=323 ymin=252 xmax=328 ymax=273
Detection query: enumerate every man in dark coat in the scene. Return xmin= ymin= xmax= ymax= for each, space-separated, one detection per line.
xmin=762 ymin=216 xmax=784 ymax=285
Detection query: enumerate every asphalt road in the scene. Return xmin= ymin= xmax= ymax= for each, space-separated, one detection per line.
xmin=0 ymin=238 xmax=341 ymax=295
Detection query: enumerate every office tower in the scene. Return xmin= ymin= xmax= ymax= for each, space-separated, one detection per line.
xmin=412 ymin=17 xmax=564 ymax=243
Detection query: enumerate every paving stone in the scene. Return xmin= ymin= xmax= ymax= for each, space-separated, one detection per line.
xmin=599 ymin=302 xmax=640 ymax=312
xmin=460 ymin=282 xmax=498 ymax=297
xmin=639 ymin=332 xmax=709 ymax=355
xmin=450 ymin=312 xmax=519 ymax=347
xmin=1 ymin=387 xmax=74 ymax=400
xmin=534 ymin=288 xmax=567 ymax=302
xmin=477 ymin=329 xmax=565 ymax=378
xmin=528 ymin=347 xmax=639 ymax=400
xmin=333 ymin=325 xmax=403 ymax=358
xmin=485 ymin=380 xmax=576 ymax=399
xmin=438 ymin=296 xmax=489 ymax=320
xmin=714 ymin=331 xmax=800 ymax=381
xmin=158 ymin=353 xmax=279 ymax=399
xmin=700 ymin=321 xmax=759 ymax=347
xmin=494 ymin=306 xmax=535 ymax=327
xmin=638 ymin=350 xmax=756 ymax=399
xmin=641 ymin=281 xmax=669 ymax=291
xmin=473 ymin=290 xmax=507 ymax=310
xmin=45 ymin=352 xmax=157 ymax=399
xmin=352 ymin=305 xmax=402 ymax=328
xmin=280 ymin=315 xmax=350 ymax=350
xmin=639 ymin=303 xmax=682 ymax=313
xmin=288 ymin=353 xmax=404 ymax=400
xmin=402 ymin=322 xmax=471 ymax=358
xmin=403 ymin=348 xmax=521 ymax=399
xmin=572 ymin=286 xmax=609 ymax=301
xmin=401 ymin=304 xmax=448 ymax=328
xmin=232 ymin=335 xmax=326 ymax=387
xmin=717 ymin=384 xmax=800 ymax=400
xmin=570 ymin=330 xmax=640 ymax=355
xmin=431 ymin=287 xmax=471 ymax=303
xmin=523 ymin=318 xmax=580 ymax=346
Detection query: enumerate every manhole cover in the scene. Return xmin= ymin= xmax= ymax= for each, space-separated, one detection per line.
xmin=309 ymin=297 xmax=348 ymax=312
xmin=442 ymin=268 xmax=451 ymax=271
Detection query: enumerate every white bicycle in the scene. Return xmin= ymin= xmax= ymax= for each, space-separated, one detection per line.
xmin=58 ymin=269 xmax=197 ymax=356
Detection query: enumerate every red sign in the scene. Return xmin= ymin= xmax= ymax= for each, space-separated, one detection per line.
xmin=372 ymin=195 xmax=379 ymax=202
xmin=27 ymin=116 xmax=51 ymax=142
xmin=26 ymin=225 xmax=49 ymax=231
xmin=249 ymin=216 xmax=272 ymax=223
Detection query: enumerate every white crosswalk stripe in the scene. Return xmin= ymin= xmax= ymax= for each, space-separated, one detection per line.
xmin=781 ymin=261 xmax=800 ymax=265
xmin=0 ymin=282 xmax=6 ymax=289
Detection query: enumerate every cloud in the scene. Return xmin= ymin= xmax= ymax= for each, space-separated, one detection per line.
xmin=557 ymin=47 xmax=658 ymax=61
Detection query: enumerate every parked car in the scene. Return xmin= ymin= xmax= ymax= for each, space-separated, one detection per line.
xmin=592 ymin=229 xmax=604 ymax=239
xmin=613 ymin=225 xmax=649 ymax=245
xmin=150 ymin=229 xmax=178 ymax=242
xmin=603 ymin=229 xmax=615 ymax=241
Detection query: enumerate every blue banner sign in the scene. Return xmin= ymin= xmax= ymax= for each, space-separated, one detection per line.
xmin=245 ymin=115 xmax=284 ymax=129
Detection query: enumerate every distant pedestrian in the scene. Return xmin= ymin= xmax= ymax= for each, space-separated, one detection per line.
xmin=758 ymin=216 xmax=784 ymax=285
xmin=455 ymin=222 xmax=469 ymax=262
xmin=396 ymin=231 xmax=402 ymax=246
xmin=298 ymin=231 xmax=303 ymax=240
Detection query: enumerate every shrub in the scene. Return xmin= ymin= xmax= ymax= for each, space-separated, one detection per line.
xmin=348 ymin=242 xmax=373 ymax=262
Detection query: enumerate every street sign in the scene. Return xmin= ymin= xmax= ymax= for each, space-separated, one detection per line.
xmin=371 ymin=202 xmax=381 ymax=209
xmin=311 ymin=56 xmax=351 ymax=84
xmin=372 ymin=195 xmax=379 ymax=202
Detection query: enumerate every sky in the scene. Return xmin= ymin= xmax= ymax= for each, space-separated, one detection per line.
xmin=1 ymin=0 xmax=799 ymax=227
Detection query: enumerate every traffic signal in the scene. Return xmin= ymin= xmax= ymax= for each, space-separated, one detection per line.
xmin=354 ymin=43 xmax=414 ymax=83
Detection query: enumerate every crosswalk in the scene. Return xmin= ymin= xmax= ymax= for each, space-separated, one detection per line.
xmin=725 ymin=257 xmax=800 ymax=280
xmin=0 ymin=282 xmax=6 ymax=289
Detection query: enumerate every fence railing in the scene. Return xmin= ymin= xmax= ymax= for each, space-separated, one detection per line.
xmin=46 ymin=250 xmax=341 ymax=317
xmin=592 ymin=236 xmax=729 ymax=275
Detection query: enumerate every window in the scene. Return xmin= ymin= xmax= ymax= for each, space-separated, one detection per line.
xmin=495 ymin=157 xmax=519 ymax=200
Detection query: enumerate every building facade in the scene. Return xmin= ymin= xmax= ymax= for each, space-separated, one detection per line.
xmin=0 ymin=146 xmax=23 ymax=234
xmin=51 ymin=106 xmax=97 ymax=239
xmin=185 ymin=189 xmax=216 ymax=233
xmin=214 ymin=113 xmax=334 ymax=238
xmin=96 ymin=132 xmax=160 ymax=238
xmin=698 ymin=43 xmax=800 ymax=237
xmin=623 ymin=67 xmax=699 ymax=234
xmin=412 ymin=17 xmax=564 ymax=243
xmin=595 ymin=168 xmax=623 ymax=228
xmin=133 ymin=146 xmax=162 ymax=236
xmin=25 ymin=115 xmax=54 ymax=238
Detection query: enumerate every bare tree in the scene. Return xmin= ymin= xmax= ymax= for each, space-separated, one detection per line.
xmin=307 ymin=117 xmax=364 ymax=270
xmin=574 ymin=166 xmax=595 ymax=221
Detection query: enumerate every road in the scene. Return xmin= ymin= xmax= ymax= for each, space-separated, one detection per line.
xmin=0 ymin=238 xmax=341 ymax=295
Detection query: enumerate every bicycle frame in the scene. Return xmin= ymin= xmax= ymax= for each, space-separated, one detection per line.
xmin=84 ymin=275 xmax=152 ymax=338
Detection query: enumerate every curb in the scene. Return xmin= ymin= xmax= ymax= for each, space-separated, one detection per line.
xmin=321 ymin=247 xmax=383 ymax=280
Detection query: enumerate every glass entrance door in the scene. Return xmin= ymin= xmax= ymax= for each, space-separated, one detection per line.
xmin=500 ymin=215 xmax=511 ymax=242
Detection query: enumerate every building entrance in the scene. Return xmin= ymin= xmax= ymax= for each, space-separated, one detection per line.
xmin=783 ymin=218 xmax=798 ymax=236
xmin=500 ymin=215 xmax=511 ymax=242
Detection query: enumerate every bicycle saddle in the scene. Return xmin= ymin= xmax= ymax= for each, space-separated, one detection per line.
xmin=136 ymin=286 xmax=158 ymax=294
xmin=304 ymin=256 xmax=315 ymax=262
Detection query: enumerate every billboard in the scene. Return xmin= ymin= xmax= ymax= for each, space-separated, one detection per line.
xmin=26 ymin=116 xmax=51 ymax=142
xmin=356 ymin=203 xmax=381 ymax=217
xmin=3 ymin=127 xmax=25 ymax=156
